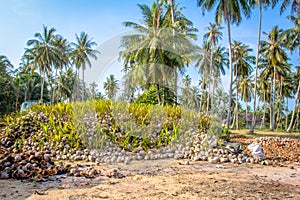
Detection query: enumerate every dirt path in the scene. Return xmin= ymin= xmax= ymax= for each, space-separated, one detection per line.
xmin=1 ymin=159 xmax=299 ymax=200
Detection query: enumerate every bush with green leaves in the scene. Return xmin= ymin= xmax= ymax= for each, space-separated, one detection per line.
xmin=135 ymin=85 xmax=176 ymax=105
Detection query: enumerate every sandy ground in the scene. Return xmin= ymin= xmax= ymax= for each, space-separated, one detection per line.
xmin=0 ymin=159 xmax=299 ymax=200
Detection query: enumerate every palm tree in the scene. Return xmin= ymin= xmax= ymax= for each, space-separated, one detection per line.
xmin=203 ymin=22 xmax=223 ymax=112
xmin=197 ymin=0 xmax=252 ymax=127
xmin=120 ymin=2 xmax=197 ymax=104
xmin=71 ymin=32 xmax=99 ymax=101
xmin=0 ymin=55 xmax=13 ymax=73
xmin=231 ymin=41 xmax=254 ymax=129
xmin=195 ymin=42 xmax=211 ymax=112
xmin=287 ymin=67 xmax=300 ymax=132
xmin=103 ymin=74 xmax=119 ymax=100
xmin=283 ymin=15 xmax=300 ymax=52
xmin=215 ymin=87 xmax=229 ymax=119
xmin=25 ymin=25 xmax=61 ymax=102
xmin=51 ymin=36 xmax=71 ymax=103
xmin=57 ymin=68 xmax=77 ymax=102
xmin=249 ymin=0 xmax=276 ymax=134
xmin=256 ymin=75 xmax=270 ymax=128
xmin=273 ymin=0 xmax=300 ymax=19
xmin=260 ymin=26 xmax=288 ymax=130
xmin=239 ymin=76 xmax=253 ymax=127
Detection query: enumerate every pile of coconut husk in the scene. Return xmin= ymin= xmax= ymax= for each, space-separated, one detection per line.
xmin=231 ymin=136 xmax=300 ymax=164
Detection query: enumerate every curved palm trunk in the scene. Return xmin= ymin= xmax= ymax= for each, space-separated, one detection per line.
xmin=287 ymin=79 xmax=300 ymax=132
xmin=250 ymin=1 xmax=262 ymax=134
xmin=226 ymin=16 xmax=234 ymax=128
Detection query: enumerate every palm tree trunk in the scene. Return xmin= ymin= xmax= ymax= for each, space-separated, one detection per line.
xmin=169 ymin=0 xmax=178 ymax=106
xmin=298 ymin=0 xmax=300 ymax=19
xmin=24 ymin=90 xmax=27 ymax=102
xmin=285 ymin=97 xmax=289 ymax=129
xmin=52 ymin=69 xmax=58 ymax=104
xmin=226 ymin=15 xmax=234 ymax=128
xmin=200 ymin=74 xmax=205 ymax=111
xmin=156 ymin=84 xmax=161 ymax=105
xmin=270 ymin=66 xmax=276 ymax=131
xmin=15 ymin=90 xmax=19 ymax=111
xmin=246 ymin=102 xmax=248 ymax=128
xmin=235 ymin=77 xmax=239 ymax=130
xmin=206 ymin=83 xmax=210 ymax=114
xmin=287 ymin=79 xmax=300 ymax=132
xmin=211 ymin=76 xmax=216 ymax=113
xmin=210 ymin=49 xmax=215 ymax=114
xmin=277 ymin=77 xmax=283 ymax=128
xmin=250 ymin=0 xmax=262 ymax=134
xmin=40 ymin=70 xmax=45 ymax=102
xmin=230 ymin=112 xmax=235 ymax=129
xmin=261 ymin=92 xmax=266 ymax=129
xmin=82 ymin=66 xmax=85 ymax=102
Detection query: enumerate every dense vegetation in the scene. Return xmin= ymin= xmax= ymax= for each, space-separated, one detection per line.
xmin=0 ymin=101 xmax=225 ymax=153
xmin=0 ymin=0 xmax=299 ymax=133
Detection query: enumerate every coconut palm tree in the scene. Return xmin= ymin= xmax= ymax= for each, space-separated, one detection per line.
xmin=0 ymin=55 xmax=13 ymax=73
xmin=256 ymin=74 xmax=271 ymax=128
xmin=203 ymin=22 xmax=223 ymax=112
xmin=197 ymin=0 xmax=252 ymax=127
xmin=273 ymin=0 xmax=300 ymax=19
xmin=71 ymin=32 xmax=99 ymax=101
xmin=239 ymin=76 xmax=253 ymax=128
xmin=56 ymin=68 xmax=77 ymax=102
xmin=260 ymin=26 xmax=289 ymax=130
xmin=249 ymin=0 xmax=276 ymax=134
xmin=195 ymin=42 xmax=211 ymax=112
xmin=231 ymin=41 xmax=254 ymax=129
xmin=104 ymin=74 xmax=119 ymax=100
xmin=120 ymin=2 xmax=197 ymax=104
xmin=25 ymin=25 xmax=61 ymax=102
xmin=283 ymin=15 xmax=300 ymax=53
xmin=51 ymin=36 xmax=71 ymax=103
xmin=287 ymin=66 xmax=300 ymax=132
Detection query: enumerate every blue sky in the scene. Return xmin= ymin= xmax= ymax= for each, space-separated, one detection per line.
xmin=0 ymin=0 xmax=298 ymax=106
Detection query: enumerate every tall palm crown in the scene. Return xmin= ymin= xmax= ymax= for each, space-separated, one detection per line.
xmin=275 ymin=0 xmax=300 ymax=18
xmin=0 ymin=55 xmax=13 ymax=73
xmin=25 ymin=25 xmax=62 ymax=101
xmin=103 ymin=74 xmax=119 ymax=100
xmin=197 ymin=0 xmax=252 ymax=25
xmin=71 ymin=32 xmax=99 ymax=72
xmin=120 ymin=2 xmax=197 ymax=88
xmin=203 ymin=22 xmax=223 ymax=47
xmin=71 ymin=32 xmax=99 ymax=101
xmin=282 ymin=15 xmax=300 ymax=52
xmin=232 ymin=41 xmax=254 ymax=77
xmin=260 ymin=26 xmax=288 ymax=69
